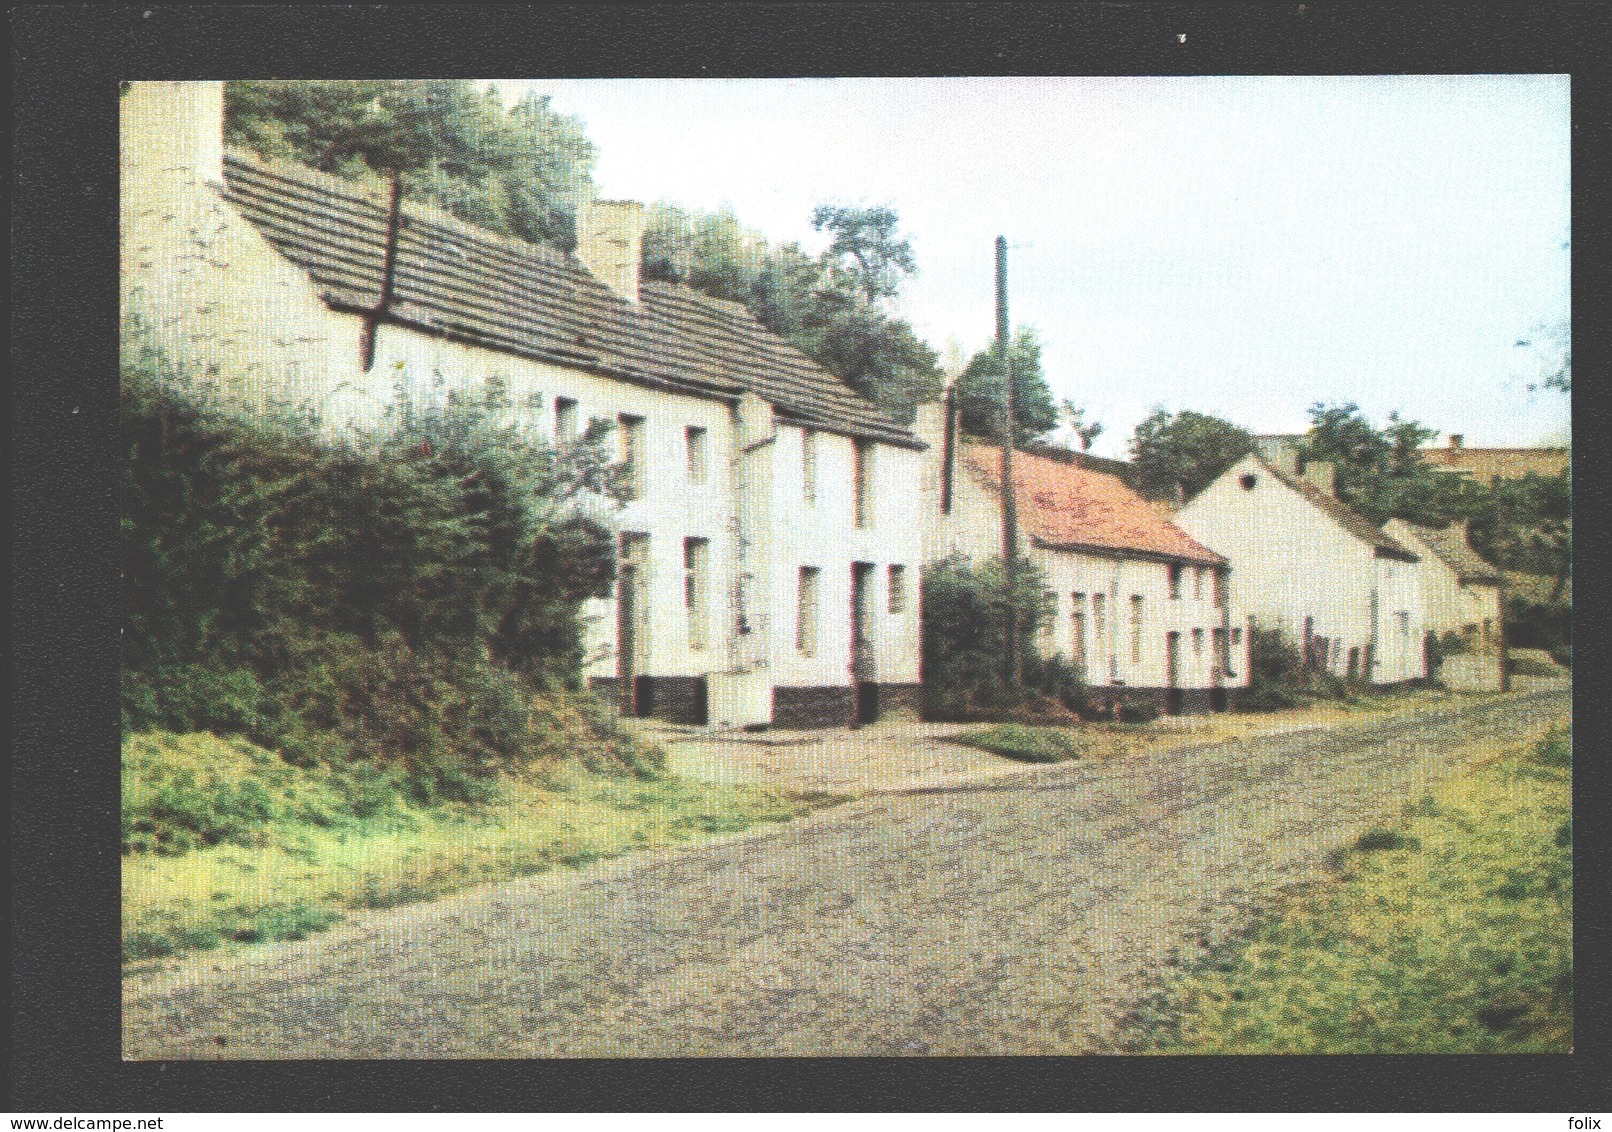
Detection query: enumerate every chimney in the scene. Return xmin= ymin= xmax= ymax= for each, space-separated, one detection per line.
xmin=1269 ymin=445 xmax=1300 ymax=477
xmin=1449 ymin=434 xmax=1464 ymax=449
xmin=575 ymin=198 xmax=645 ymax=304
xmin=1302 ymin=460 xmax=1337 ymax=496
xmin=120 ymin=81 xmax=225 ymax=186
xmin=1451 ymin=518 xmax=1470 ymax=543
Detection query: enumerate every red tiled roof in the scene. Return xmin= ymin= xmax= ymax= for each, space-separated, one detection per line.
xmin=962 ymin=444 xmax=1226 ymax=566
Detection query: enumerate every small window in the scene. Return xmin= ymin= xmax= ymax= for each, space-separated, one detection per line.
xmin=1072 ymin=596 xmax=1088 ymax=670
xmin=1194 ymin=566 xmax=1204 ymax=601
xmin=685 ymin=426 xmax=708 ymax=484
xmin=802 ymin=429 xmax=818 ymax=505
xmin=796 ymin=567 xmax=820 ymax=656
xmin=554 ymin=397 xmax=578 ymax=447
xmin=1212 ymin=569 xmax=1225 ymax=608
xmin=684 ymin=538 xmax=709 ymax=650
xmin=1192 ymin=628 xmax=1204 ymax=655
xmin=1130 ymin=595 xmax=1144 ymax=665
xmin=887 ymin=564 xmax=907 ymax=614
xmin=1231 ymin=626 xmax=1243 ymax=646
xmin=618 ymin=414 xmax=646 ymax=500
xmin=1396 ymin=611 xmax=1410 ymax=638
xmin=1169 ymin=564 xmax=1183 ymax=600
xmin=853 ymin=439 xmax=875 ymax=528
xmin=1239 ymin=473 xmax=1258 ymax=491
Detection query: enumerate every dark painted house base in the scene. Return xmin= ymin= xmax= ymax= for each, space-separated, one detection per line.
xmin=586 ymin=675 xmax=710 ymax=726
xmin=771 ymin=686 xmax=856 ymax=729
xmin=589 ymin=677 xmax=925 ymax=729
xmin=1085 ymin=686 xmax=1240 ymax=716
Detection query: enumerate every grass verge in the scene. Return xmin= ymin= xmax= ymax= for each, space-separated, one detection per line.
xmin=950 ymin=723 xmax=1083 ymax=763
xmin=1119 ymin=720 xmax=1572 ymax=1053
xmin=123 ymin=731 xmax=829 ymax=968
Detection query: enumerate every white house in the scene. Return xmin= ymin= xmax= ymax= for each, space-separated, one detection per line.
xmin=1383 ymin=519 xmax=1507 ymax=691
xmin=1175 ymin=453 xmax=1426 ymax=685
xmin=121 ymin=81 xmax=926 ymax=730
xmin=915 ymin=404 xmax=1251 ymax=714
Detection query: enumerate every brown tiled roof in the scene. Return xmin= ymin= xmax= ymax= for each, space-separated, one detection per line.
xmin=963 ymin=444 xmax=1226 ymax=566
xmin=220 ymin=151 xmax=920 ymax=448
xmin=1257 ymin=459 xmax=1420 ymax=562
xmin=1400 ymin=522 xmax=1503 ymax=584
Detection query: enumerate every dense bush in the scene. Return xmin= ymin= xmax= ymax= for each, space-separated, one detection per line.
xmin=122 ymin=340 xmax=634 ymax=803
xmin=1507 ymin=596 xmax=1571 ymax=669
xmin=1117 ymin=702 xmax=1161 ymax=725
xmin=1240 ymin=626 xmax=1307 ymax=711
xmin=1239 ymin=624 xmax=1361 ymax=711
xmin=920 ymin=556 xmax=1071 ymax=721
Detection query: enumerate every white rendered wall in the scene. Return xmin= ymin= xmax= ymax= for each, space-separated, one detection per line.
xmin=1177 ymin=455 xmax=1378 ymax=677
xmin=767 ymin=424 xmax=924 ymax=689
xmin=122 ymin=82 xmax=355 ymax=418
xmin=915 ymin=420 xmax=1244 ymax=693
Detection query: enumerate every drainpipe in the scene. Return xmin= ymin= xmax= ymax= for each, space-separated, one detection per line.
xmin=1368 ymin=585 xmax=1380 ymax=683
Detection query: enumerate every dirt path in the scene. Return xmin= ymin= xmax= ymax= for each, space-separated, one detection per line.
xmin=123 ymin=689 xmax=1568 ymax=1059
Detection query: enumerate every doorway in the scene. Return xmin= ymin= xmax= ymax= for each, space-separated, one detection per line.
xmin=1165 ymin=631 xmax=1183 ymax=715
xmin=851 ymin=562 xmax=878 ymax=724
xmin=617 ymin=533 xmax=650 ymax=716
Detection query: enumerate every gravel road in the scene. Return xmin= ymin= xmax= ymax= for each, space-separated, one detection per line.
xmin=123 ymin=689 xmax=1568 ymax=1059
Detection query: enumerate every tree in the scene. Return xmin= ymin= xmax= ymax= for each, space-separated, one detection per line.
xmin=1300 ymin=402 xmax=1471 ymax=527
xmin=1128 ymin=409 xmax=1255 ymax=501
xmin=1057 ymin=399 xmax=1105 ymax=452
xmin=811 ymin=204 xmax=918 ymax=307
xmin=955 ymin=327 xmax=1059 ymax=444
xmin=224 ymin=80 xmax=596 ymax=251
xmin=1517 ymin=318 xmax=1571 ymax=394
xmin=641 ymin=202 xmax=769 ymax=303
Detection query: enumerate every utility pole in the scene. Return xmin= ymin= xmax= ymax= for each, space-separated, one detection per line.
xmin=996 ymin=235 xmax=1021 ymax=686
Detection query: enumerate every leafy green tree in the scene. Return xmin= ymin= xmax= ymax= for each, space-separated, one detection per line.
xmin=811 ymin=204 xmax=918 ymax=306
xmin=1300 ymin=402 xmax=1471 ymax=527
xmin=641 ymin=202 xmax=770 ymax=303
xmin=955 ymin=326 xmax=1059 ymax=444
xmin=1128 ymin=409 xmax=1255 ymax=501
xmin=920 ymin=556 xmax=1059 ymax=721
xmin=224 ymin=80 xmax=596 ymax=251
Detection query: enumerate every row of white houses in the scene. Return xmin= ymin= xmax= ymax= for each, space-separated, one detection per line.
xmin=121 ymin=83 xmax=1505 ymax=733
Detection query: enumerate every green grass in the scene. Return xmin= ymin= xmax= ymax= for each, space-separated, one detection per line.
xmin=1123 ymin=721 xmax=1573 ymax=1053
xmin=950 ymin=723 xmax=1083 ymax=763
xmin=123 ymin=731 xmax=826 ymax=967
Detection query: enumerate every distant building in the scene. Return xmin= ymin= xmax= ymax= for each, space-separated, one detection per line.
xmin=916 ymin=404 xmax=1250 ymax=715
xmin=1383 ymin=519 xmax=1506 ymax=691
xmin=1419 ymin=435 xmax=1569 ymax=481
xmin=1175 ymin=453 xmax=1427 ymax=685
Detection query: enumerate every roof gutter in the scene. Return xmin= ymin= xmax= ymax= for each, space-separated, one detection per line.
xmin=1030 ymin=535 xmax=1226 ymax=569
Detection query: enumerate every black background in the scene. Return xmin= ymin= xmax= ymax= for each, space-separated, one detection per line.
xmin=12 ymin=1 xmax=1610 ymax=1111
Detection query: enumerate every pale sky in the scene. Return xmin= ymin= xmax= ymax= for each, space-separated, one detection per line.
xmin=491 ymin=76 xmax=1570 ymax=459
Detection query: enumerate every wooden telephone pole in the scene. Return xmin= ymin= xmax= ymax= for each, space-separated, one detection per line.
xmin=996 ymin=236 xmax=1021 ymax=686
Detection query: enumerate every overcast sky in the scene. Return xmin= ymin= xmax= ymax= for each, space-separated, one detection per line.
xmin=491 ymin=76 xmax=1570 ymax=459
